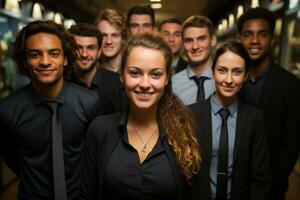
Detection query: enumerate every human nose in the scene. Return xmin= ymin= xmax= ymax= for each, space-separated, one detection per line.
xmin=139 ymin=75 xmax=151 ymax=89
xmin=225 ymin=72 xmax=233 ymax=84
xmin=104 ymin=35 xmax=112 ymax=44
xmin=39 ymin=54 xmax=51 ymax=67
xmin=192 ymin=40 xmax=199 ymax=50
xmin=80 ymin=48 xmax=88 ymax=57
xmin=250 ymin=34 xmax=259 ymax=44
xmin=169 ymin=35 xmax=175 ymax=42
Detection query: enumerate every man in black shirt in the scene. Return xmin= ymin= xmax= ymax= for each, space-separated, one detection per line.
xmin=238 ymin=8 xmax=300 ymax=200
xmin=0 ymin=20 xmax=99 ymax=199
xmin=69 ymin=23 xmax=127 ymax=114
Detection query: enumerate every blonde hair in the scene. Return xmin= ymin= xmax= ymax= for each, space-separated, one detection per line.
xmin=95 ymin=9 xmax=127 ymax=39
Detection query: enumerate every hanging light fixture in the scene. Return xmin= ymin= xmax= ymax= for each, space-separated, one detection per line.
xmin=251 ymin=0 xmax=260 ymax=8
xmin=54 ymin=13 xmax=63 ymax=24
xmin=32 ymin=3 xmax=43 ymax=19
xmin=228 ymin=13 xmax=235 ymax=27
xmin=237 ymin=5 xmax=244 ymax=19
xmin=151 ymin=3 xmax=162 ymax=9
xmin=4 ymin=0 xmax=20 ymax=12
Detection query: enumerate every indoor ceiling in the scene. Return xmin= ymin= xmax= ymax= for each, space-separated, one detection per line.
xmin=37 ymin=0 xmax=234 ymax=25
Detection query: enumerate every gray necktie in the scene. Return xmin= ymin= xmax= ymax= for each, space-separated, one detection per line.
xmin=191 ymin=76 xmax=208 ymax=103
xmin=216 ymin=108 xmax=230 ymax=200
xmin=46 ymin=102 xmax=67 ymax=200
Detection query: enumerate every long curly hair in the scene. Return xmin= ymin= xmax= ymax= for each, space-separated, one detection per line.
xmin=120 ymin=33 xmax=201 ymax=184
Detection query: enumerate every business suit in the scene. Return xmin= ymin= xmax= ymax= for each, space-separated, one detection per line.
xmin=239 ymin=62 xmax=300 ymax=199
xmin=188 ymin=99 xmax=271 ymax=200
xmin=175 ymin=56 xmax=188 ymax=73
xmin=80 ymin=111 xmax=186 ymax=200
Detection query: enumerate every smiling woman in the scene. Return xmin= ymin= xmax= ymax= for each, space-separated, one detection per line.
xmin=188 ymin=41 xmax=272 ymax=200
xmin=80 ymin=33 xmax=201 ymax=200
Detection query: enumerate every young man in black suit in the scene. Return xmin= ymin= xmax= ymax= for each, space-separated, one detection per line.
xmin=188 ymin=41 xmax=271 ymax=200
xmin=69 ymin=23 xmax=127 ymax=114
xmin=237 ymin=7 xmax=300 ymax=200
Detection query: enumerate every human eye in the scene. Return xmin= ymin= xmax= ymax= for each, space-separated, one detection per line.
xmin=151 ymin=70 xmax=163 ymax=79
xmin=49 ymin=49 xmax=61 ymax=58
xmin=242 ymin=31 xmax=252 ymax=37
xmin=88 ymin=45 xmax=97 ymax=51
xmin=27 ymin=51 xmax=40 ymax=58
xmin=217 ymin=67 xmax=227 ymax=74
xmin=128 ymin=69 xmax=141 ymax=77
xmin=144 ymin=23 xmax=153 ymax=28
xmin=130 ymin=24 xmax=139 ymax=29
xmin=112 ymin=33 xmax=121 ymax=38
xmin=184 ymin=38 xmax=193 ymax=44
xmin=233 ymin=68 xmax=244 ymax=76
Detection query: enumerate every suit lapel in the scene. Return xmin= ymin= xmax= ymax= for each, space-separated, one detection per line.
xmin=232 ymin=102 xmax=248 ymax=167
xmin=258 ymin=64 xmax=279 ymax=107
xmin=199 ymin=100 xmax=213 ymax=160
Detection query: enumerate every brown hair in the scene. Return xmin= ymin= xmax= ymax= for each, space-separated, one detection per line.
xmin=121 ymin=33 xmax=201 ymax=184
xmin=182 ymin=15 xmax=214 ymax=37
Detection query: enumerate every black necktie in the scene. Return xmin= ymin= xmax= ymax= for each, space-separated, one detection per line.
xmin=46 ymin=102 xmax=67 ymax=200
xmin=216 ymin=108 xmax=230 ymax=200
xmin=191 ymin=76 xmax=208 ymax=103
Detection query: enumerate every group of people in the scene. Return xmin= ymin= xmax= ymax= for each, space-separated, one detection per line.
xmin=0 ymin=4 xmax=299 ymax=200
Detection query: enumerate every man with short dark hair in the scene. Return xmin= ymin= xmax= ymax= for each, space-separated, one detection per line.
xmin=69 ymin=23 xmax=127 ymax=114
xmin=0 ymin=20 xmax=100 ymax=199
xmin=127 ymin=5 xmax=155 ymax=35
xmin=172 ymin=15 xmax=217 ymax=105
xmin=237 ymin=7 xmax=300 ymax=200
xmin=159 ymin=18 xmax=187 ymax=73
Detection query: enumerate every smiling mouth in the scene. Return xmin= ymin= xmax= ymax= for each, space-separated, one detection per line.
xmin=135 ymin=91 xmax=153 ymax=97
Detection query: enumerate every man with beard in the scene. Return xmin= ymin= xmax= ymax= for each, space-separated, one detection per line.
xmin=69 ymin=23 xmax=127 ymax=114
xmin=172 ymin=15 xmax=216 ymax=105
xmin=95 ymin=9 xmax=126 ymax=72
xmin=237 ymin=7 xmax=300 ymax=200
xmin=159 ymin=18 xmax=187 ymax=74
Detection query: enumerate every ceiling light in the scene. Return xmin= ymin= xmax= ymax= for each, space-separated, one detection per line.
xmin=251 ymin=0 xmax=260 ymax=8
xmin=151 ymin=3 xmax=162 ymax=9
xmin=32 ymin=3 xmax=43 ymax=19
xmin=150 ymin=0 xmax=161 ymax=2
xmin=5 ymin=0 xmax=20 ymax=12
xmin=228 ymin=13 xmax=234 ymax=27
xmin=54 ymin=13 xmax=63 ymax=24
xmin=236 ymin=5 xmax=244 ymax=19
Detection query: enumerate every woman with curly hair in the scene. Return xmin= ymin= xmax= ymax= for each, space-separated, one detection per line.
xmin=80 ymin=33 xmax=201 ymax=200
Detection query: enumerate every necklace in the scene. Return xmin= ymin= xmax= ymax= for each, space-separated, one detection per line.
xmin=131 ymin=122 xmax=157 ymax=153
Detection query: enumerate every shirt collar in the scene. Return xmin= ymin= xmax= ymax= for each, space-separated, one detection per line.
xmin=30 ymin=81 xmax=67 ymax=106
xmin=210 ymin=94 xmax=238 ymax=117
xmin=187 ymin=66 xmax=213 ymax=80
xmin=117 ymin=107 xmax=166 ymax=141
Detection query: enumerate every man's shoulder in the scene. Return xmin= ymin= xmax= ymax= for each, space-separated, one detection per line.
xmin=272 ymin=64 xmax=299 ymax=83
xmin=172 ymin=68 xmax=188 ymax=82
xmin=66 ymin=81 xmax=97 ymax=97
xmin=0 ymin=86 xmax=30 ymax=108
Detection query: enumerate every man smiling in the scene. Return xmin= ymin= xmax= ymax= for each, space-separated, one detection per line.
xmin=172 ymin=15 xmax=216 ymax=105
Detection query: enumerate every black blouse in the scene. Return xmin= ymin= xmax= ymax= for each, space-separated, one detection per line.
xmin=104 ymin=123 xmax=175 ymax=200
xmin=80 ymin=111 xmax=186 ymax=200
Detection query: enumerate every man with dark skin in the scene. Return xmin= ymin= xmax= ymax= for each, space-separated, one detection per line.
xmin=238 ymin=7 xmax=300 ymax=200
xmin=0 ymin=21 xmax=99 ymax=199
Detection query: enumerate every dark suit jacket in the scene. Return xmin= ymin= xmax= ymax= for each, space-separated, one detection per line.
xmin=175 ymin=56 xmax=188 ymax=73
xmin=70 ymin=67 xmax=128 ymax=114
xmin=239 ymin=62 xmax=300 ymax=198
xmin=80 ymin=112 xmax=186 ymax=200
xmin=188 ymin=100 xmax=271 ymax=200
